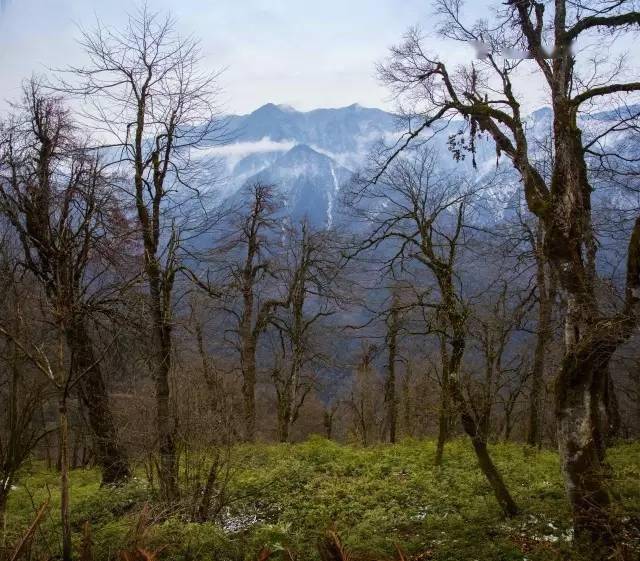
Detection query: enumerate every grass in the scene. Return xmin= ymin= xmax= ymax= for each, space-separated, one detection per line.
xmin=4 ymin=437 xmax=640 ymax=561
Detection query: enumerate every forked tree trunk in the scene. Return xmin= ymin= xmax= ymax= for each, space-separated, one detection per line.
xmin=66 ymin=318 xmax=130 ymax=485
xmin=282 ymin=268 xmax=307 ymax=443
xmin=555 ymin=330 xmax=618 ymax=553
xmin=275 ymin=331 xmax=307 ymax=443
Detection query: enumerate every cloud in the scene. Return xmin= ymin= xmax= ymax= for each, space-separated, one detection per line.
xmin=203 ymin=137 xmax=296 ymax=158
xmin=197 ymin=137 xmax=297 ymax=180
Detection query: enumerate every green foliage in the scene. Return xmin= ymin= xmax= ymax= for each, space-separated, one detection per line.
xmin=145 ymin=518 xmax=239 ymax=561
xmin=5 ymin=439 xmax=640 ymax=561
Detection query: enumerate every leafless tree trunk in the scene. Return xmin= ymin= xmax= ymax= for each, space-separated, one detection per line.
xmin=66 ymin=318 xmax=130 ymax=484
xmin=0 ymin=81 xmax=130 ymax=486
xmin=444 ymin=286 xmax=520 ymax=518
xmin=58 ymin=393 xmax=71 ymax=561
xmin=348 ymin=344 xmax=379 ymax=447
xmin=268 ymin=220 xmax=336 ymax=442
xmin=1 ymin=313 xmax=79 ymax=561
xmin=234 ymin=184 xmax=288 ymax=441
xmin=434 ymin=331 xmax=450 ymax=466
xmin=526 ymin=224 xmax=555 ymax=447
xmin=0 ymin=265 xmax=48 ymax=541
xmin=323 ymin=403 xmax=339 ymax=440
xmin=239 ymin=273 xmax=259 ymax=441
xmin=61 ymin=6 xmax=226 ymax=497
xmin=383 ymin=292 xmax=400 ymax=443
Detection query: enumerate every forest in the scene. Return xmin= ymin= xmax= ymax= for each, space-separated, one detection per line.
xmin=1 ymin=1 xmax=640 ymax=560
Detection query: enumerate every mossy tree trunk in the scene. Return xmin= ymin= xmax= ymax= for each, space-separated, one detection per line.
xmin=384 ymin=294 xmax=400 ymax=444
xmin=66 ymin=318 xmax=130 ymax=485
xmin=435 ymin=332 xmax=450 ymax=466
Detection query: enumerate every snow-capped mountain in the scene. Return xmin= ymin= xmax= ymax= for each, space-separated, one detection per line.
xmin=227 ymin=102 xmax=397 ymax=167
xmin=247 ymin=143 xmax=352 ymax=228
xmin=207 ymin=103 xmax=399 ymax=228
xmin=207 ymin=102 xmax=638 ymax=230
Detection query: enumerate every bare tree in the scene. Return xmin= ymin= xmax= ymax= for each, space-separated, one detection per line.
xmin=347 ymin=147 xmax=519 ymax=516
xmin=61 ymin=6 xmax=227 ymax=499
xmin=190 ymin=183 xmax=290 ymax=441
xmin=0 ymin=267 xmax=121 ymax=561
xmin=377 ymin=1 xmax=640 ymax=553
xmin=383 ymin=289 xmax=401 ymax=443
xmin=467 ymin=281 xmax=532 ymax=443
xmin=322 ymin=401 xmax=340 ymax=440
xmin=230 ymin=184 xmax=290 ymax=441
xmin=0 ymin=240 xmax=49 ymax=535
xmin=0 ymin=81 xmax=131 ymax=486
xmin=268 ymin=220 xmax=337 ymax=442
xmin=347 ymin=343 xmax=381 ymax=446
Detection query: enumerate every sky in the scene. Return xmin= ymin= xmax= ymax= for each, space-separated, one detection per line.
xmin=0 ymin=0 xmax=498 ymax=115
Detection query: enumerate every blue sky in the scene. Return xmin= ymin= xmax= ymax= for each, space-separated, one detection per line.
xmin=0 ymin=0 xmax=500 ymax=114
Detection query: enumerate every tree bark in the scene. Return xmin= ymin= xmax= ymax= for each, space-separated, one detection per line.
xmin=555 ymin=332 xmax=618 ymax=553
xmin=323 ymin=408 xmax=335 ymax=440
xmin=439 ymin=270 xmax=519 ymax=517
xmin=470 ymin=436 xmax=520 ymax=518
xmin=435 ymin=333 xmax=450 ymax=466
xmin=58 ymin=398 xmax=72 ymax=561
xmin=240 ymin=336 xmax=257 ymax=442
xmin=276 ymin=384 xmax=292 ymax=443
xmin=384 ymin=300 xmax=399 ymax=444
xmin=66 ymin=318 xmax=130 ymax=485
xmin=447 ymin=331 xmax=520 ymax=518
xmin=604 ymin=370 xmax=621 ymax=444
xmin=196 ymin=456 xmax=219 ymax=522
xmin=240 ymin=238 xmax=258 ymax=442
xmin=527 ymin=226 xmax=553 ymax=447
xmin=546 ymin=108 xmax=621 ymax=553
xmin=148 ymin=268 xmax=179 ymax=501
xmin=0 ymin=485 xmax=8 ymax=554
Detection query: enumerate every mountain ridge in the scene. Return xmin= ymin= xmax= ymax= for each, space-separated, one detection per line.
xmin=208 ymin=101 xmax=637 ymax=229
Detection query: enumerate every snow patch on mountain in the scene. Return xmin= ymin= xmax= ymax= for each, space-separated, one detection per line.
xmin=201 ymin=101 xmax=639 ymax=229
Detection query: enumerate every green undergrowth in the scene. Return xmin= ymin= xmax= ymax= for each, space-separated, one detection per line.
xmin=5 ymin=438 xmax=640 ymax=561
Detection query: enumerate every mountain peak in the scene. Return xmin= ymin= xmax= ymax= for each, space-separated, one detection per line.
xmin=285 ymin=143 xmax=322 ymax=157
xmin=276 ymin=104 xmax=297 ymax=113
xmin=274 ymin=143 xmax=333 ymax=167
xmin=251 ymin=103 xmax=298 ymax=115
